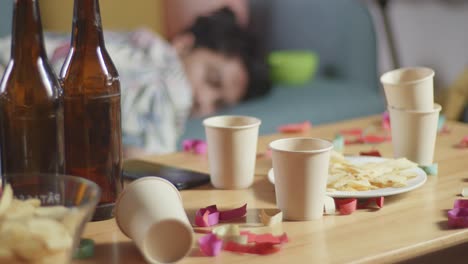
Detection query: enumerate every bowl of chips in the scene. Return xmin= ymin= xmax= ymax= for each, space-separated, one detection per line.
xmin=0 ymin=174 xmax=101 ymax=263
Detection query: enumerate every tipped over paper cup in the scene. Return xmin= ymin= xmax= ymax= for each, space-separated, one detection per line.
xmin=388 ymin=104 xmax=442 ymax=166
xmin=204 ymin=115 xmax=261 ymax=189
xmin=270 ymin=138 xmax=333 ymax=220
xmin=115 ymin=177 xmax=193 ymax=264
xmin=381 ymin=67 xmax=434 ymax=111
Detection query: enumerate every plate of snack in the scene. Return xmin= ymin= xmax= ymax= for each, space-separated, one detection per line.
xmin=268 ymin=151 xmax=427 ymax=198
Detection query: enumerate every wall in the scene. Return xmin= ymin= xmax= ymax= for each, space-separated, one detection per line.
xmin=368 ymin=0 xmax=468 ymax=90
xmin=0 ymin=1 xmax=13 ymax=37
xmin=39 ymin=0 xmax=165 ymax=34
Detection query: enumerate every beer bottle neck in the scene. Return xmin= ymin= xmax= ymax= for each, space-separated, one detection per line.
xmin=11 ymin=0 xmax=48 ymax=61
xmin=71 ymin=0 xmax=105 ymax=48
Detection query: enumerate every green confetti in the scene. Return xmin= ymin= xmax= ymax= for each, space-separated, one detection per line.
xmin=73 ymin=238 xmax=95 ymax=259
xmin=419 ymin=163 xmax=438 ymax=176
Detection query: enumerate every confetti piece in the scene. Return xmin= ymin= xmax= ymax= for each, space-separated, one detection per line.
xmin=335 ymin=198 xmax=357 ymax=215
xmin=335 ymin=196 xmax=385 ymax=211
xmin=439 ymin=125 xmax=451 ymax=134
xmin=240 ymin=231 xmax=289 ymax=244
xmin=359 ymin=150 xmax=382 ymax=157
xmin=195 ymin=206 xmax=220 ymax=227
xmin=195 ymin=204 xmax=247 ymax=227
xmin=382 ymin=111 xmax=390 ymax=130
xmin=333 ymin=134 xmax=345 ymax=152
xmin=447 ymin=208 xmax=468 ymax=228
xmin=213 ymin=225 xmax=248 ymax=244
xmin=345 ymin=138 xmax=365 ymax=145
xmin=278 ymin=121 xmax=312 ymax=133
xmin=447 ymin=199 xmax=468 ymax=228
xmin=462 ymin=188 xmax=468 ymax=197
xmin=323 ymin=196 xmax=336 ymax=215
xmin=224 ymin=241 xmax=282 ymax=255
xmin=213 ymin=224 xmax=240 ymax=237
xmin=419 ymin=164 xmax=438 ymax=176
xmin=264 ymin=149 xmax=272 ymax=158
xmin=340 ymin=128 xmax=363 ymax=136
xmin=454 ymin=199 xmax=468 ymax=209
xmin=454 ymin=136 xmax=468 ymax=149
xmin=259 ymin=209 xmax=283 ymax=226
xmin=182 ymin=139 xmax=207 ymax=155
xmin=73 ymin=239 xmax=94 ymax=259
xmin=198 ymin=233 xmax=223 ymax=256
xmin=358 ymin=197 xmax=384 ymax=208
xmin=374 ymin=197 xmax=384 ymax=208
xmin=437 ymin=114 xmax=446 ymax=132
xmin=362 ymin=135 xmax=391 ymax=144
xmin=257 ymin=149 xmax=272 ymax=159
xmin=219 ymin=204 xmax=247 ymax=221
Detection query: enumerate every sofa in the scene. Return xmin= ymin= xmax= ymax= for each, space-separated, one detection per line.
xmin=0 ymin=0 xmax=386 ymax=151
xmin=179 ymin=0 xmax=386 ymax=145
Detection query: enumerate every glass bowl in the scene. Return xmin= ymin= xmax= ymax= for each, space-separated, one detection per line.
xmin=1 ymin=173 xmax=101 ymax=263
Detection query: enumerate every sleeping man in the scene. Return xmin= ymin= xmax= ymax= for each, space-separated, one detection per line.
xmin=0 ymin=7 xmax=271 ymax=157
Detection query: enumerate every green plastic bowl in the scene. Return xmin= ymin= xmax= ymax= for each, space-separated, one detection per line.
xmin=268 ymin=50 xmax=319 ymax=86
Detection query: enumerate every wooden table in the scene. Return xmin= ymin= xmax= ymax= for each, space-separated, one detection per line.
xmin=75 ymin=115 xmax=468 ymax=264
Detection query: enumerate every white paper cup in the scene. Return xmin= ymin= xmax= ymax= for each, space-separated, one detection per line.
xmin=115 ymin=177 xmax=193 ymax=264
xmin=388 ymin=104 xmax=442 ymax=166
xmin=380 ymin=67 xmax=434 ymax=111
xmin=204 ymin=115 xmax=261 ymax=189
xmin=270 ymin=138 xmax=333 ymax=220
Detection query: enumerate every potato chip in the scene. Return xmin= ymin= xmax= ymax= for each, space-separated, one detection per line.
xmin=34 ymin=206 xmax=69 ymax=221
xmin=28 ymin=218 xmax=73 ymax=251
xmin=0 ymin=184 xmax=77 ymax=263
xmin=328 ymin=151 xmax=418 ymax=191
xmin=0 ymin=184 xmax=13 ymax=216
xmin=4 ymin=200 xmax=36 ymax=220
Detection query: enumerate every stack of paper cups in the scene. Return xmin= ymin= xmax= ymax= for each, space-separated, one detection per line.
xmin=380 ymin=67 xmax=441 ymax=166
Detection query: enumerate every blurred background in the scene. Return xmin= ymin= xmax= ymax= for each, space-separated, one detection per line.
xmin=0 ymin=0 xmax=466 ymax=137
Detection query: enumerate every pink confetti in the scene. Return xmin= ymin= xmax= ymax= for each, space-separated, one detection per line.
xmin=224 ymin=241 xmax=282 ymax=255
xmin=448 ymin=208 xmax=468 ymax=228
xmin=335 ymin=198 xmax=357 ymax=215
xmin=382 ymin=111 xmax=390 ymax=130
xmin=264 ymin=149 xmax=272 ymax=159
xmin=195 ymin=206 xmax=220 ymax=227
xmin=454 ymin=199 xmax=468 ymax=209
xmin=182 ymin=139 xmax=207 ymax=155
xmin=198 ymin=233 xmax=223 ymax=256
xmin=240 ymin=231 xmax=289 ymax=244
xmin=345 ymin=138 xmax=365 ymax=145
xmin=195 ymin=204 xmax=247 ymax=227
xmin=359 ymin=150 xmax=382 ymax=157
xmin=219 ymin=204 xmax=247 ymax=221
xmin=447 ymin=199 xmax=468 ymax=228
xmin=454 ymin=136 xmax=468 ymax=149
xmin=278 ymin=121 xmax=312 ymax=133
xmin=375 ymin=197 xmax=385 ymax=208
xmin=340 ymin=128 xmax=363 ymax=136
xmin=338 ymin=197 xmax=384 ymax=213
xmin=362 ymin=135 xmax=391 ymax=144
xmin=439 ymin=125 xmax=451 ymax=134
xmin=256 ymin=149 xmax=272 ymax=159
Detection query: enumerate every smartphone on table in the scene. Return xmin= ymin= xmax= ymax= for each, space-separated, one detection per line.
xmin=122 ymin=159 xmax=211 ymax=190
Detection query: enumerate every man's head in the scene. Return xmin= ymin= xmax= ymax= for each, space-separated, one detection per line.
xmin=172 ymin=7 xmax=271 ymax=116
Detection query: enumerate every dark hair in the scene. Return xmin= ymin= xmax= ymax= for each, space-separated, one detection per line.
xmin=186 ymin=7 xmax=271 ymax=100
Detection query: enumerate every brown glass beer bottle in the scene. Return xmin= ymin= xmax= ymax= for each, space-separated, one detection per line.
xmin=0 ymin=0 xmax=65 ymax=184
xmin=61 ymin=0 xmax=122 ymax=221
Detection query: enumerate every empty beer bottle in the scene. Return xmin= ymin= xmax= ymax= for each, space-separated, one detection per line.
xmin=61 ymin=0 xmax=123 ymax=221
xmin=0 ymin=0 xmax=65 ymax=185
